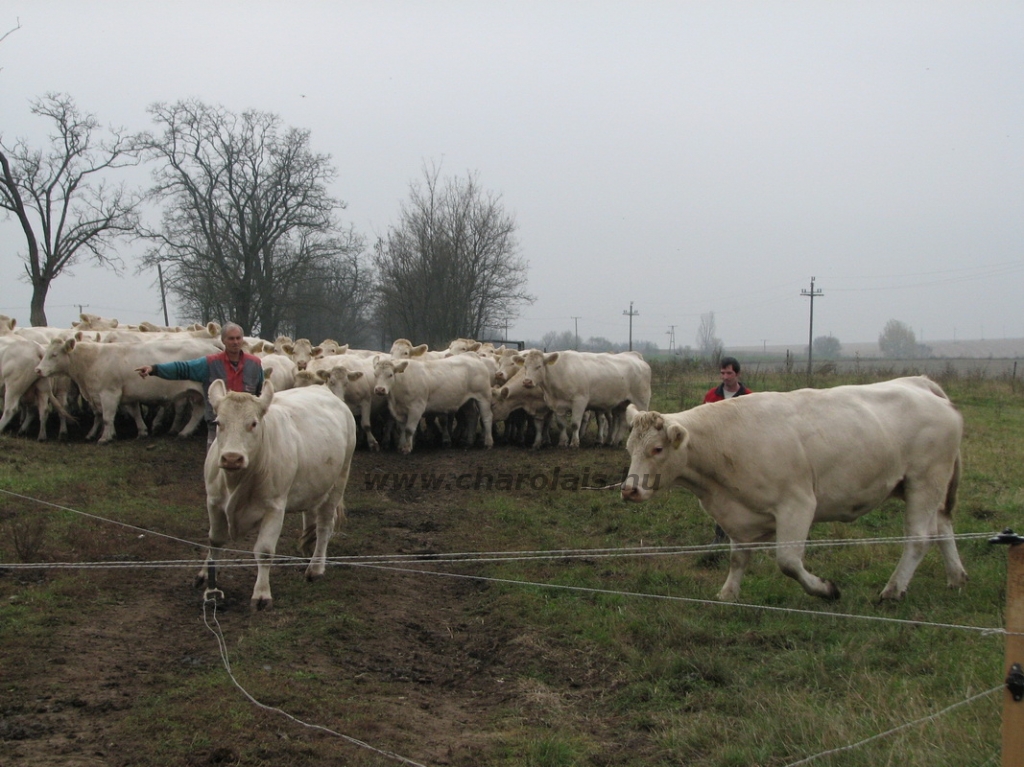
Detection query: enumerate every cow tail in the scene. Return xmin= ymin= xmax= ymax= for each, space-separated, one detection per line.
xmin=942 ymin=452 xmax=962 ymax=520
xmin=47 ymin=391 xmax=78 ymax=425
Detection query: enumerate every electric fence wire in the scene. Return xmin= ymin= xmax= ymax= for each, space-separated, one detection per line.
xmin=2 ymin=486 xmax=1012 ymax=764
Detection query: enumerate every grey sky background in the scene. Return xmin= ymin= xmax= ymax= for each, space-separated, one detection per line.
xmin=1 ymin=2 xmax=1022 ymax=349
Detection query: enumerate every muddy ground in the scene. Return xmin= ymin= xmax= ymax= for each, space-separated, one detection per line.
xmin=1 ymin=429 xmax=638 ymax=767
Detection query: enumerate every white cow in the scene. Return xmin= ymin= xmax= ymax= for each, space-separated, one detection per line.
xmin=318 ymin=357 xmax=386 ymax=451
xmin=197 ymin=380 xmax=357 ymax=610
xmin=491 ymin=374 xmax=565 ymax=449
xmin=389 ymin=338 xmax=447 ymax=360
xmin=372 ymin=355 xmax=494 ymax=453
xmin=280 ymin=338 xmax=322 ymax=371
xmin=620 ymin=377 xmax=969 ymax=602
xmin=515 ymin=349 xmax=652 ymax=447
xmin=35 ymin=336 xmax=217 ymax=443
xmin=0 ymin=336 xmax=55 ymax=440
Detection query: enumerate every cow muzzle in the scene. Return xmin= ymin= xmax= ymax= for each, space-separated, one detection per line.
xmin=374 ymin=386 xmax=387 ymax=396
xmin=219 ymin=452 xmax=246 ymax=471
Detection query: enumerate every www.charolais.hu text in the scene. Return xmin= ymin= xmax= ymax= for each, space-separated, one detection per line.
xmin=362 ymin=467 xmax=661 ymax=492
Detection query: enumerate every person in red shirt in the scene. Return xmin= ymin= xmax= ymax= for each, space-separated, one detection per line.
xmin=703 ymin=356 xmax=752 ymax=403
xmin=136 ymin=322 xmax=263 ymax=446
xmin=703 ymin=356 xmax=753 ymax=544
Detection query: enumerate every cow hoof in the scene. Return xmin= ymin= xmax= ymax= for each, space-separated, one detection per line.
xmin=193 ymin=574 xmax=208 ymax=589
xmin=305 ymin=569 xmax=325 ymax=583
xmin=879 ymin=586 xmax=906 ymax=601
xmin=822 ymin=581 xmax=841 ymax=601
xmin=251 ymin=597 xmax=273 ymax=611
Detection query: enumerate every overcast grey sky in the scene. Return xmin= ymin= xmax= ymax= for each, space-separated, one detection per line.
xmin=1 ymin=1 xmax=1022 ymax=349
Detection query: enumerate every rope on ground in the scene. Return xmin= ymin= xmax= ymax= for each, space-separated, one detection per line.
xmin=779 ymin=685 xmax=1002 ymax=766
xmin=201 ymin=595 xmax=427 ymax=767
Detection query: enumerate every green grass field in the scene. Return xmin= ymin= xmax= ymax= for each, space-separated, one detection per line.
xmin=0 ymin=367 xmax=1020 ymax=766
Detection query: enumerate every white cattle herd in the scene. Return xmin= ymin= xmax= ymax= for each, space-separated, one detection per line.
xmin=2 ymin=313 xmax=971 ymax=607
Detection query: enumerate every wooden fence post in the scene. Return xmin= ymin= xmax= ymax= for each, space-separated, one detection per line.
xmin=994 ymin=530 xmax=1024 ymax=767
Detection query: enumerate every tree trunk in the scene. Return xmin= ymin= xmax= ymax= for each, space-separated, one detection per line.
xmin=30 ymin=279 xmax=50 ymax=327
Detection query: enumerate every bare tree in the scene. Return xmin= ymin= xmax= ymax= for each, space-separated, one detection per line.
xmin=696 ymin=311 xmax=723 ymax=361
xmin=373 ymin=164 xmax=533 ymax=347
xmin=283 ymin=237 xmax=376 ymax=347
xmin=135 ymin=100 xmax=358 ymax=338
xmin=0 ymin=94 xmax=142 ymax=326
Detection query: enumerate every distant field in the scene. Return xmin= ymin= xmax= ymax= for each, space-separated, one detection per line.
xmin=731 ymin=336 xmax=1024 ymax=360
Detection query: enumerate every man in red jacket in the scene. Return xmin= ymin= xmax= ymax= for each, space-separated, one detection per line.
xmin=136 ymin=322 xmax=263 ymax=446
xmin=703 ymin=356 xmax=752 ymax=403
xmin=703 ymin=356 xmax=752 ymax=544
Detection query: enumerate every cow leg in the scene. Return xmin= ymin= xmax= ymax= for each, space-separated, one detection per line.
xmin=400 ymin=405 xmax=427 ymax=454
xmin=251 ymin=504 xmax=286 ymax=610
xmin=360 ymin=402 xmax=380 ymax=451
xmin=0 ymin=376 xmax=35 ymax=436
xmin=774 ymin=509 xmax=839 ymax=599
xmin=95 ymin=392 xmax=123 ymax=443
xmin=177 ymin=390 xmax=205 ymax=438
xmin=473 ymin=395 xmax=494 ymax=448
xmin=717 ymin=546 xmax=753 ymax=601
xmin=196 ymin=502 xmax=230 ymax=599
xmin=881 ymin=483 xmax=965 ymax=600
xmin=934 ymin=511 xmax=969 ymax=589
xmin=531 ymin=413 xmax=547 ymax=449
xmin=33 ymin=381 xmax=50 ymax=441
xmin=304 ymin=493 xmax=343 ymax=582
xmin=568 ymin=399 xmax=588 ymax=448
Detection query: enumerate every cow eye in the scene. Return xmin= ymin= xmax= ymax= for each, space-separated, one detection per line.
xmin=651 ymin=446 xmax=663 ymax=456
xmin=247 ymin=419 xmax=258 ymax=431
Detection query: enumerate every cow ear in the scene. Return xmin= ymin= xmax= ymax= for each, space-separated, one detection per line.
xmin=500 ymin=386 xmax=510 ymax=400
xmin=258 ymin=380 xmax=275 ymax=411
xmin=512 ymin=355 xmax=524 ymax=366
xmin=348 ymin=370 xmax=364 ymax=381
xmin=316 ymin=369 xmax=331 ymax=382
xmin=395 ymin=360 xmax=410 ymax=373
xmin=667 ymin=423 xmax=688 ymax=450
xmin=625 ymin=404 xmax=642 ymax=426
xmin=64 ymin=338 xmax=77 ymax=353
xmin=282 ymin=343 xmax=294 ymax=355
xmin=545 ymin=352 xmax=559 ymax=365
xmin=209 ymin=379 xmax=228 ymax=410
xmin=311 ymin=346 xmax=323 ymax=357
xmin=411 ymin=344 xmax=428 ymax=357
xmin=263 ymin=365 xmax=275 ymax=379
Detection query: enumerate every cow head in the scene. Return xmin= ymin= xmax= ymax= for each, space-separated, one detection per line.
xmin=390 ymin=338 xmax=429 ymax=359
xmin=620 ymin=405 xmax=686 ymax=502
xmin=518 ymin=349 xmax=557 ymax=389
xmin=209 ymin=379 xmax=275 ymax=471
xmin=372 ymin=358 xmax=409 ymax=397
xmin=321 ymin=366 xmax=364 ymax=401
xmin=36 ymin=337 xmax=76 ymax=378
xmin=281 ymin=338 xmax=321 ymax=371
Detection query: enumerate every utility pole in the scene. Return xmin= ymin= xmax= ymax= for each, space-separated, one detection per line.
xmin=157 ymin=263 xmax=170 ymax=327
xmin=75 ymin=303 xmax=89 ymax=318
xmin=666 ymin=325 xmax=676 ymax=353
xmin=623 ymin=301 xmax=638 ymax=351
xmin=571 ymin=316 xmax=581 ymax=350
xmin=801 ymin=277 xmax=823 ymax=377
